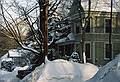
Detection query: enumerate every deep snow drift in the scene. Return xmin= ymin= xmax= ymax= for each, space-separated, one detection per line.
xmin=2 ymin=54 xmax=120 ymax=82
xmin=36 ymin=59 xmax=98 ymax=82
xmin=0 ymin=68 xmax=20 ymax=82
xmin=87 ymin=55 xmax=120 ymax=82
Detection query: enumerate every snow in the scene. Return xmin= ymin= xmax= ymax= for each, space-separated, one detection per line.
xmin=67 ymin=33 xmax=75 ymax=40
xmin=0 ymin=53 xmax=9 ymax=68
xmin=21 ymin=44 xmax=40 ymax=54
xmin=2 ymin=52 xmax=120 ymax=82
xmin=1 ymin=58 xmax=13 ymax=62
xmin=8 ymin=49 xmax=22 ymax=58
xmin=55 ymin=33 xmax=75 ymax=43
xmin=81 ymin=0 xmax=120 ymax=12
xmin=0 ymin=68 xmax=20 ymax=82
xmin=55 ymin=37 xmax=67 ymax=43
xmin=37 ymin=59 xmax=98 ymax=82
xmin=69 ymin=51 xmax=81 ymax=62
xmin=36 ymin=54 xmax=120 ymax=82
xmin=20 ymin=64 xmax=44 ymax=82
xmin=0 ymin=53 xmax=9 ymax=61
xmin=55 ymin=31 xmax=63 ymax=37
xmin=17 ymin=66 xmax=29 ymax=70
xmin=86 ymin=54 xmax=120 ymax=82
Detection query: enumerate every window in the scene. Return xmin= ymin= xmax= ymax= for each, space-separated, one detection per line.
xmin=59 ymin=46 xmax=64 ymax=56
xmin=85 ymin=43 xmax=91 ymax=59
xmin=76 ymin=25 xmax=80 ymax=34
xmin=105 ymin=44 xmax=112 ymax=59
xmin=65 ymin=44 xmax=74 ymax=56
xmin=85 ymin=18 xmax=90 ymax=33
xmin=105 ymin=19 xmax=111 ymax=33
xmin=76 ymin=23 xmax=81 ymax=34
xmin=59 ymin=44 xmax=74 ymax=56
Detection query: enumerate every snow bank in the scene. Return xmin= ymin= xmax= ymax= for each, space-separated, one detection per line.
xmin=87 ymin=55 xmax=120 ymax=82
xmin=0 ymin=64 xmax=44 ymax=82
xmin=37 ymin=59 xmax=98 ymax=82
xmin=0 ymin=53 xmax=9 ymax=68
xmin=20 ymin=64 xmax=44 ymax=82
xmin=0 ymin=69 xmax=20 ymax=82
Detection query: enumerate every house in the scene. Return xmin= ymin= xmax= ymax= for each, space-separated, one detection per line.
xmin=55 ymin=0 xmax=120 ymax=65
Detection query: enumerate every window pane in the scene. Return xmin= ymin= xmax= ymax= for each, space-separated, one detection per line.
xmin=85 ymin=18 xmax=90 ymax=33
xmin=76 ymin=23 xmax=81 ymax=34
xmin=85 ymin=43 xmax=90 ymax=58
xmin=105 ymin=44 xmax=112 ymax=59
xmin=65 ymin=44 xmax=74 ymax=56
xmin=105 ymin=19 xmax=111 ymax=33
xmin=59 ymin=46 xmax=64 ymax=56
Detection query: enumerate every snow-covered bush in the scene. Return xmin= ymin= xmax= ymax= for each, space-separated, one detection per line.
xmin=0 ymin=49 xmax=35 ymax=72
xmin=1 ymin=60 xmax=15 ymax=72
xmin=69 ymin=52 xmax=81 ymax=63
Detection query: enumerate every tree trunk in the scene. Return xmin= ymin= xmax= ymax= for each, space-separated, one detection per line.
xmin=39 ymin=0 xmax=49 ymax=63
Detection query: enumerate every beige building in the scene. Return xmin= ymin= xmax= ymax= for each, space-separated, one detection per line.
xmin=56 ymin=0 xmax=120 ymax=65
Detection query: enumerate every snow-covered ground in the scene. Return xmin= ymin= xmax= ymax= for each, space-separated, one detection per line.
xmin=0 ymin=68 xmax=20 ymax=82
xmin=35 ymin=54 xmax=120 ymax=82
xmin=20 ymin=64 xmax=44 ymax=82
xmin=36 ymin=59 xmax=98 ymax=82
xmin=86 ymin=55 xmax=120 ymax=82
xmin=1 ymin=54 xmax=120 ymax=82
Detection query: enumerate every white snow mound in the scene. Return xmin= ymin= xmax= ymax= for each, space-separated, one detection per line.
xmin=87 ymin=54 xmax=120 ymax=82
xmin=37 ymin=59 xmax=98 ymax=82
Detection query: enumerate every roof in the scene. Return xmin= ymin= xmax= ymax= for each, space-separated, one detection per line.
xmin=55 ymin=33 xmax=75 ymax=44
xmin=8 ymin=49 xmax=22 ymax=58
xmin=81 ymin=0 xmax=120 ymax=12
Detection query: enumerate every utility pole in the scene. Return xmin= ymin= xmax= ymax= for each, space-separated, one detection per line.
xmin=109 ymin=0 xmax=112 ymax=60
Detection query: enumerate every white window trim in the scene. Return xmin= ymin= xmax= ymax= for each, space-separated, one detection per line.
xmin=104 ymin=42 xmax=113 ymax=60
xmin=85 ymin=42 xmax=91 ymax=59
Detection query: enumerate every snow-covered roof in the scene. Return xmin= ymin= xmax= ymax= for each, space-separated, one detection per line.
xmin=55 ymin=37 xmax=67 ymax=43
xmin=1 ymin=58 xmax=13 ymax=62
xmin=18 ymin=66 xmax=29 ymax=70
xmin=8 ymin=49 xmax=22 ymax=58
xmin=55 ymin=33 xmax=75 ymax=44
xmin=67 ymin=33 xmax=75 ymax=41
xmin=55 ymin=31 xmax=63 ymax=37
xmin=81 ymin=0 xmax=120 ymax=12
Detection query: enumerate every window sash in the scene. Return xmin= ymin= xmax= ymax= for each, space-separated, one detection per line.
xmin=85 ymin=43 xmax=91 ymax=59
xmin=105 ymin=19 xmax=111 ymax=33
xmin=104 ymin=44 xmax=112 ymax=59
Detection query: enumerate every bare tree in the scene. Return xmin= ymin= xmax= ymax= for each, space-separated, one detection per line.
xmin=0 ymin=0 xmax=72 ymax=64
